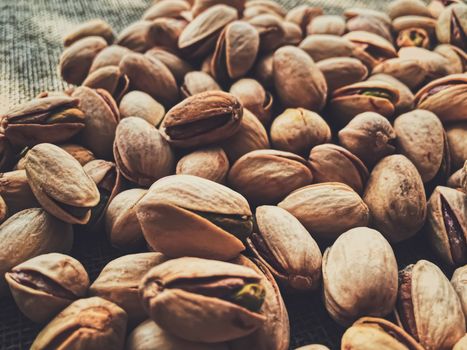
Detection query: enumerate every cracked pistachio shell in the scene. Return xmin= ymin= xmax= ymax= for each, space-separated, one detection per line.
xmin=72 ymin=86 xmax=120 ymax=159
xmin=160 ymin=91 xmax=243 ymax=148
xmin=278 ymin=183 xmax=370 ymax=241
xmin=228 ymin=255 xmax=289 ymax=350
xmin=308 ymin=144 xmax=369 ymax=194
xmin=90 ymin=253 xmax=167 ymax=327
xmin=299 ymin=35 xmax=355 ymax=62
xmin=338 ymin=112 xmax=396 ymax=167
xmin=136 ymin=175 xmax=252 ymax=260
xmin=363 ymin=155 xmax=426 ymax=243
xmin=0 ymin=208 xmax=73 ymax=296
xmin=316 ymin=57 xmax=368 ymax=92
xmin=372 ymin=58 xmax=427 ymax=90
xmin=145 ymin=47 xmax=193 ymax=84
xmin=434 ymin=44 xmax=467 ymax=74
xmin=229 ymin=79 xmax=273 ymax=126
xmin=89 ymin=45 xmax=131 ymax=73
xmin=273 ymin=46 xmax=327 ymax=111
xmin=436 ymin=4 xmax=467 ymax=50
xmin=396 ymin=260 xmax=465 ymax=350
xmin=192 ymin=0 xmax=246 ymax=18
xmin=82 ymin=66 xmax=129 ymax=102
xmin=341 ymin=317 xmax=424 ymax=350
xmin=114 ymin=117 xmax=175 ymax=187
xmin=139 ymin=257 xmax=266 ymax=343
xmin=329 ymin=80 xmax=399 ymax=127
xmin=119 ymin=91 xmax=165 ymax=127
xmin=323 ymin=227 xmax=398 ymax=326
xmin=426 ymin=186 xmax=467 ymax=267
xmin=221 ymin=109 xmax=270 ymax=162
xmin=180 ymin=71 xmax=221 ymax=98
xmin=211 ymin=21 xmax=260 ymax=82
xmin=247 ymin=205 xmax=322 ymax=291
xmin=346 ymin=15 xmax=392 ymax=42
xmin=451 ymin=265 xmax=467 ymax=323
xmin=0 ymin=170 xmax=38 ymax=214
xmin=63 ymin=19 xmax=114 ymax=47
xmin=31 ymin=297 xmax=127 ymax=350
xmin=5 ymin=253 xmax=89 ymax=323
xmin=285 ymin=5 xmax=323 ymax=32
xmin=388 ymin=0 xmax=434 ymax=19
xmin=142 ymin=0 xmax=191 ymax=21
xmin=25 ymin=143 xmax=100 ymax=224
xmin=178 ymin=5 xmax=238 ymax=58
xmin=248 ymin=14 xmax=285 ymax=52
xmin=106 ymin=188 xmax=147 ymax=250
xmin=394 ymin=110 xmax=450 ymax=183
xmin=59 ymin=36 xmax=108 ymax=85
xmin=307 ymin=15 xmax=346 ymax=36
xmin=295 ymin=346 xmax=329 ymax=350
xmin=59 ymin=144 xmax=95 ymax=166
xmin=270 ymin=108 xmax=331 ymax=156
xmin=228 ymin=150 xmax=313 ymax=205
xmin=119 ymin=53 xmax=179 ymax=107
xmin=415 ymin=73 xmax=467 ymax=123
xmin=446 ymin=122 xmax=467 ymax=169
xmin=454 ymin=334 xmax=467 ymax=350
xmin=176 ymin=147 xmax=229 ymax=184
xmin=116 ymin=21 xmax=152 ymax=53
xmin=127 ymin=319 xmax=229 ymax=350
xmin=369 ymin=74 xmax=415 ymax=114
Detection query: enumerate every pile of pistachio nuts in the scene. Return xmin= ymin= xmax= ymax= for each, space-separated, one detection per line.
xmin=0 ymin=0 xmax=466 ymax=349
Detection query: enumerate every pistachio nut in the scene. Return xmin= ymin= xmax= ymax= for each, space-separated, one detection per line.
xmin=0 ymin=208 xmax=73 ymax=296
xmin=82 ymin=66 xmax=129 ymax=102
xmin=451 ymin=265 xmax=467 ymax=322
xmin=89 ymin=45 xmax=131 ymax=73
xmin=0 ymin=170 xmax=38 ymax=214
xmin=139 ymin=257 xmax=266 ymax=342
xmin=299 ymin=34 xmax=355 ymax=62
xmin=114 ymin=117 xmax=175 ymax=187
xmin=398 ymin=46 xmax=451 ymax=82
xmin=106 ymin=188 xmax=147 ymax=250
xmin=228 ymin=150 xmax=313 ymax=205
xmin=369 ymin=74 xmax=415 ymax=114
xmin=136 ymin=174 xmax=253 ymax=260
xmin=270 ymin=108 xmax=331 ymax=156
xmin=392 ymin=15 xmax=437 ymax=35
xmin=434 ymin=44 xmax=467 ymax=74
xmin=282 ymin=21 xmax=303 ymax=46
xmin=285 ymin=5 xmax=323 ymax=32
xmin=90 ymin=253 xmax=167 ymax=327
xmin=229 ymin=78 xmax=273 ymax=126
xmin=344 ymin=8 xmax=392 ymax=26
xmin=322 ymin=227 xmax=398 ymax=325
xmin=396 ymin=28 xmax=431 ymax=50
xmin=372 ymin=58 xmax=427 ymax=90
xmin=295 ymin=346 xmax=330 ymax=350
xmin=344 ymin=31 xmax=397 ymax=69
xmin=448 ymin=168 xmax=464 ymax=190
xmin=25 ymin=143 xmax=100 ymax=224
xmin=436 ymin=4 xmax=467 ymax=50
xmin=115 ymin=20 xmax=153 ymax=52
xmin=30 ymin=297 xmax=127 ymax=350
xmin=253 ymin=52 xmax=274 ymax=89
xmin=248 ymin=14 xmax=285 ymax=52
xmin=63 ymin=19 xmax=114 ymax=47
xmin=5 ymin=253 xmax=89 ymax=323
xmin=142 ymin=0 xmax=191 ymax=21
xmin=145 ymin=47 xmax=193 ymax=84
xmin=307 ymin=15 xmax=346 ymax=36
xmin=180 ymin=71 xmax=221 ymax=98
xmin=119 ymin=53 xmax=179 ymax=107
xmin=178 ymin=5 xmax=238 ymax=58
xmin=119 ymin=90 xmax=165 ymax=126
xmin=414 ymin=73 xmax=467 ymax=123
xmin=426 ymin=186 xmax=467 ymax=266
xmin=317 ymin=57 xmax=368 ymax=92
xmin=127 ymin=319 xmax=229 ymax=350
xmin=346 ymin=15 xmax=393 ymax=42
xmin=278 ymin=183 xmax=370 ymax=241
xmin=247 ymin=205 xmax=322 ymax=291
xmin=228 ymin=254 xmax=289 ymax=350
xmin=1 ymin=95 xmax=85 ymax=147
xmin=176 ymin=147 xmax=229 ymax=184
xmin=328 ymin=80 xmax=399 ymax=127
xmin=341 ymin=317 xmax=424 ymax=350
xmin=149 ymin=18 xmax=188 ymax=52
xmin=244 ymin=0 xmax=286 ymax=19
xmin=454 ymin=334 xmax=467 ymax=350
xmin=363 ymin=155 xmax=426 ymax=243
xmin=396 ymin=260 xmax=466 ymax=350
xmin=59 ymin=143 xmax=95 ymax=166
xmin=211 ymin=20 xmax=260 ymax=83
xmin=308 ymin=144 xmax=369 ymax=194
xmin=220 ymin=109 xmax=270 ymax=162
xmin=394 ymin=109 xmax=450 ymax=183
xmin=160 ymin=91 xmax=243 ymax=148
xmin=59 ymin=36 xmax=108 ymax=85
xmin=72 ymin=86 xmax=120 ymax=159
xmin=462 ymin=161 xmax=467 ymax=193
xmin=192 ymin=0 xmax=246 ymax=18
xmin=388 ymin=0 xmax=434 ymax=19
xmin=273 ymin=45 xmax=327 ymax=111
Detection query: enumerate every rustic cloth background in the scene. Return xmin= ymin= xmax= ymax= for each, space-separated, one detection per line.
xmin=0 ymin=0 xmax=439 ymax=349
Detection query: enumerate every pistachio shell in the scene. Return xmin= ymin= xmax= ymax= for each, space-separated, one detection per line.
xmin=346 ymin=15 xmax=392 ymax=42
xmin=434 ymin=44 xmax=467 ymax=74
xmin=149 ymin=18 xmax=188 ymax=52
xmin=248 ymin=14 xmax=285 ymax=52
xmin=317 ymin=57 xmax=368 ymax=92
xmin=372 ymin=58 xmax=427 ymax=90
xmin=295 ymin=345 xmax=330 ymax=350
xmin=285 ymin=5 xmax=323 ymax=32
xmin=299 ymin=35 xmax=355 ymax=62
xmin=307 ymin=15 xmax=346 ymax=36
xmin=322 ymin=228 xmax=398 ymax=325
xmin=116 ymin=21 xmax=153 ymax=52
xmin=369 ymin=74 xmax=415 ymax=114
xmin=388 ymin=0 xmax=434 ymax=19
xmin=176 ymin=147 xmax=229 ymax=184
xmin=451 ymin=265 xmax=467 ymax=323
xmin=89 ymin=45 xmax=131 ymax=73
xmin=181 ymin=71 xmax=221 ymax=98
xmin=436 ymin=4 xmax=467 ymax=50
xmin=192 ymin=0 xmax=245 ymax=18
xmin=0 ymin=170 xmax=38 ymax=214
xmin=145 ymin=47 xmax=193 ymax=84
xmin=63 ymin=19 xmax=114 ymax=47
xmin=59 ymin=144 xmax=95 ymax=166
xmin=143 ymin=0 xmax=191 ymax=21
xmin=119 ymin=91 xmax=165 ymax=127
xmin=82 ymin=66 xmax=129 ymax=102
xmin=454 ymin=334 xmax=467 ymax=350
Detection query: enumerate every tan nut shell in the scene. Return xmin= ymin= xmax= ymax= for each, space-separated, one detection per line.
xmin=63 ymin=19 xmax=114 ymax=47
xmin=446 ymin=123 xmax=467 ymax=170
xmin=299 ymin=35 xmax=355 ymax=62
xmin=317 ymin=57 xmax=368 ymax=92
xmin=322 ymin=228 xmax=398 ymax=326
xmin=119 ymin=90 xmax=165 ymax=127
xmin=0 ymin=170 xmax=39 ymax=214
xmin=451 ymin=265 xmax=467 ymax=323
xmin=176 ymin=147 xmax=229 ymax=184
xmin=454 ymin=334 xmax=467 ymax=350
